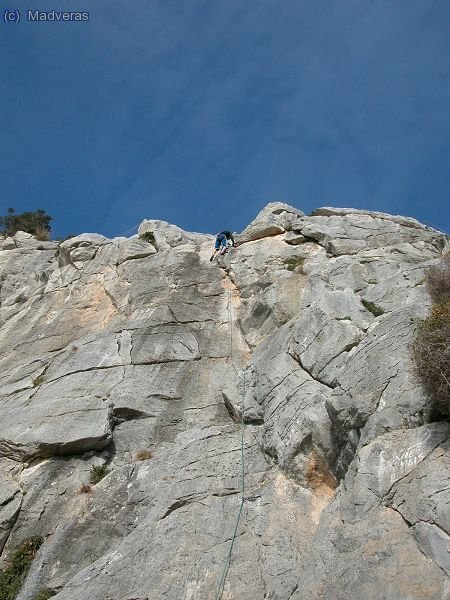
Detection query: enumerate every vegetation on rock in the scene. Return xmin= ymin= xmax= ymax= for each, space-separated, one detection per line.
xmin=361 ymin=299 xmax=384 ymax=316
xmin=0 ymin=537 xmax=43 ymax=600
xmin=140 ymin=231 xmax=156 ymax=245
xmin=284 ymin=256 xmax=305 ymax=272
xmin=34 ymin=588 xmax=56 ymax=599
xmin=78 ymin=482 xmax=93 ymax=494
xmin=89 ymin=464 xmax=109 ymax=484
xmin=32 ymin=374 xmax=45 ymax=387
xmin=0 ymin=208 xmax=52 ymax=239
xmin=412 ymin=259 xmax=450 ymax=416
xmin=133 ymin=449 xmax=154 ymax=461
xmin=425 ymin=257 xmax=450 ymax=304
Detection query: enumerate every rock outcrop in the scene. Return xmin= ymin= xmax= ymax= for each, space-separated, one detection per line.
xmin=0 ymin=202 xmax=448 ymax=599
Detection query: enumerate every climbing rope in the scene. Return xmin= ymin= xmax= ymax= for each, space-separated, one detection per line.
xmin=215 ymin=262 xmax=247 ymax=600
xmin=116 ymin=222 xmax=140 ymax=238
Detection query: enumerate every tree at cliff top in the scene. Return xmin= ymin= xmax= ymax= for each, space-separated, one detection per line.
xmin=0 ymin=208 xmax=52 ymax=240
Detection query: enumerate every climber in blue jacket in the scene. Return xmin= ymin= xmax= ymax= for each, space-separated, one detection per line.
xmin=210 ymin=230 xmax=236 ymax=261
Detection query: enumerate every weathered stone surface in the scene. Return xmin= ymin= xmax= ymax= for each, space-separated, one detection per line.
xmin=1 ymin=236 xmax=16 ymax=250
xmin=0 ymin=472 xmax=22 ymax=552
xmin=115 ymin=236 xmax=157 ymax=264
xmin=226 ymin=236 xmax=311 ymax=346
xmin=289 ymin=287 xmax=371 ymax=381
xmin=312 ymin=206 xmax=439 ymax=230
xmin=0 ymin=377 xmax=115 ymax=461
xmin=130 ymin=325 xmax=200 ymax=363
xmin=237 ymin=201 xmax=305 ymax=244
xmin=284 ymin=230 xmax=306 ymax=245
xmin=138 ymin=218 xmax=209 ymax=250
xmin=0 ymin=204 xmax=447 ymax=600
xmin=59 ymin=233 xmax=110 ymax=248
xmin=303 ymin=207 xmax=445 ymax=257
xmin=250 ymin=322 xmax=337 ymax=490
xmin=0 ymin=231 xmax=57 ymax=252
xmin=295 ymin=423 xmax=449 ymax=600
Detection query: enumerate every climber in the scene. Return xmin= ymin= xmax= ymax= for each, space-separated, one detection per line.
xmin=210 ymin=230 xmax=236 ymax=261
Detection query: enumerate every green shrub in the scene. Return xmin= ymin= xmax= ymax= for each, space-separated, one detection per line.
xmin=0 ymin=208 xmax=52 ymax=238
xmin=89 ymin=464 xmax=109 ymax=485
xmin=361 ymin=299 xmax=384 ymax=317
xmin=140 ymin=231 xmax=156 ymax=245
xmin=0 ymin=537 xmax=43 ymax=600
xmin=285 ymin=256 xmax=305 ymax=272
xmin=34 ymin=589 xmax=56 ymax=600
xmin=15 ymin=293 xmax=28 ymax=304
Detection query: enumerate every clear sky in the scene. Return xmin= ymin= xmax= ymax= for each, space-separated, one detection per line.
xmin=1 ymin=0 xmax=449 ymax=238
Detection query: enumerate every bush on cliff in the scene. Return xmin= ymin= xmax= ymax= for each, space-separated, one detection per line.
xmin=0 ymin=208 xmax=52 ymax=239
xmin=412 ymin=259 xmax=450 ymax=417
xmin=0 ymin=537 xmax=43 ymax=600
xmin=34 ymin=589 xmax=56 ymax=599
xmin=89 ymin=464 xmax=109 ymax=484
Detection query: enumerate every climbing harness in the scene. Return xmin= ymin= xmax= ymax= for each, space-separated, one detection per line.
xmin=215 ymin=259 xmax=247 ymax=600
xmin=210 ymin=244 xmax=236 ymax=262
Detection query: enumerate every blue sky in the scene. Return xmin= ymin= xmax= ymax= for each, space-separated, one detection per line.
xmin=1 ymin=0 xmax=449 ymax=238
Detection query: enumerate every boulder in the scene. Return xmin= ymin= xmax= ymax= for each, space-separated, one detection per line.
xmin=138 ymin=219 xmax=209 ymax=250
xmin=1 ymin=237 xmax=16 ymax=250
xmin=237 ymin=202 xmax=305 ymax=244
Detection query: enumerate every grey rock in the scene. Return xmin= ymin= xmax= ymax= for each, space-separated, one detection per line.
xmin=58 ymin=234 xmax=110 ymax=264
xmin=284 ymin=230 xmax=306 ymax=245
xmin=312 ymin=206 xmax=440 ymax=230
xmin=302 ymin=208 xmax=446 ymax=256
xmin=115 ymin=236 xmax=157 ymax=264
xmin=0 ymin=472 xmax=22 ymax=552
xmin=1 ymin=237 xmax=17 ymax=250
xmin=412 ymin=521 xmax=450 ymax=575
xmin=295 ymin=423 xmax=449 ymax=600
xmin=237 ymin=201 xmax=305 ymax=244
xmin=251 ymin=323 xmax=336 ymax=490
xmin=0 ymin=231 xmax=57 ymax=252
xmin=138 ymin=219 xmax=209 ymax=250
xmin=0 ymin=204 xmax=447 ymax=600
xmin=131 ymin=325 xmax=200 ymax=364
xmin=59 ymin=233 xmax=110 ymax=248
xmin=289 ymin=287 xmax=371 ymax=382
xmin=0 ymin=370 xmax=117 ymax=460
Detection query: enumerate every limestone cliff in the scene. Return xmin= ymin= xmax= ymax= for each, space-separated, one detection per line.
xmin=0 ymin=204 xmax=448 ymax=600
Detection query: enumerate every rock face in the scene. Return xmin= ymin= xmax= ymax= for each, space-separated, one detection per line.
xmin=0 ymin=203 xmax=448 ymax=600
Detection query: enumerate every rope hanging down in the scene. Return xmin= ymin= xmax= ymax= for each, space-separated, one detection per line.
xmin=215 ymin=267 xmax=247 ymax=600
